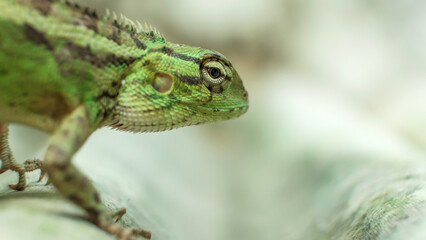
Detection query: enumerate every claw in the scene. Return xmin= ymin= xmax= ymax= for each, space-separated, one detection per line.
xmin=133 ymin=228 xmax=152 ymax=240
xmin=38 ymin=169 xmax=47 ymax=182
xmin=95 ymin=208 xmax=151 ymax=239
xmin=2 ymin=158 xmax=46 ymax=190
xmin=45 ymin=177 xmax=52 ymax=185
xmin=121 ymin=228 xmax=152 ymax=240
xmin=111 ymin=208 xmax=127 ymax=223
xmin=1 ymin=125 xmax=41 ymax=191
xmin=21 ymin=159 xmax=49 ymax=183
xmin=9 ymin=183 xmax=25 ymax=191
xmin=8 ymin=171 xmax=26 ymax=191
xmin=99 ymin=221 xmax=152 ymax=240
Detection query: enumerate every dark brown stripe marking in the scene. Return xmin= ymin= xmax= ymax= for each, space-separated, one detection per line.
xmin=64 ymin=0 xmax=98 ymax=19
xmin=149 ymin=47 xmax=201 ymax=64
xmin=206 ymin=85 xmax=225 ymax=94
xmin=111 ymin=81 xmax=119 ymax=87
xmin=142 ymin=60 xmax=151 ymax=66
xmin=174 ymin=73 xmax=202 ymax=85
xmin=74 ymin=15 xmax=99 ymax=33
xmin=59 ymin=42 xmax=137 ymax=69
xmin=86 ymin=207 xmax=100 ymax=218
xmin=64 ymin=174 xmax=74 ymax=182
xmin=94 ymin=193 xmax=101 ymax=203
xmin=65 ymin=0 xmax=81 ymax=10
xmin=106 ymin=26 xmax=122 ymax=45
xmin=82 ymin=6 xmax=99 ymax=19
xmin=95 ymin=90 xmax=119 ymax=101
xmin=105 ymin=54 xmax=137 ymax=66
xmin=132 ymin=36 xmax=147 ymax=50
xmin=69 ymin=195 xmax=84 ymax=205
xmin=211 ymin=54 xmax=232 ymax=67
xmin=24 ymin=24 xmax=53 ymax=50
xmin=95 ymin=109 xmax=109 ymax=122
xmin=31 ymin=0 xmax=53 ymax=16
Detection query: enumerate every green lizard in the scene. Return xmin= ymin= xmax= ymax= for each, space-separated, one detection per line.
xmin=0 ymin=0 xmax=248 ymax=239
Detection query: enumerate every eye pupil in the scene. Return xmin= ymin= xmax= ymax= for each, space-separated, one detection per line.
xmin=209 ymin=67 xmax=221 ymax=79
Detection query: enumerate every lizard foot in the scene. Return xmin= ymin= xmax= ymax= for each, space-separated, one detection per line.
xmin=8 ymin=170 xmax=26 ymax=191
xmin=110 ymin=207 xmax=127 ymax=222
xmin=1 ymin=158 xmax=46 ymax=191
xmin=95 ymin=208 xmax=151 ymax=240
xmin=98 ymin=221 xmax=152 ymax=240
xmin=23 ymin=159 xmax=47 ymax=182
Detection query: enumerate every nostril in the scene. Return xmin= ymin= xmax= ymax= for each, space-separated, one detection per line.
xmin=242 ymin=91 xmax=248 ymax=99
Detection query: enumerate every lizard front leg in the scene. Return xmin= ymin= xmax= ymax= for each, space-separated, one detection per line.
xmin=0 ymin=123 xmax=45 ymax=190
xmin=43 ymin=105 xmax=151 ymax=240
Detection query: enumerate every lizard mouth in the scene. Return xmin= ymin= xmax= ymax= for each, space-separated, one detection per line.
xmin=196 ymin=104 xmax=249 ymax=115
xmin=110 ymin=104 xmax=248 ymax=133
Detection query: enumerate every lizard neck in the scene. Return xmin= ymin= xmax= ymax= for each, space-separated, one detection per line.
xmin=107 ymin=78 xmax=151 ymax=133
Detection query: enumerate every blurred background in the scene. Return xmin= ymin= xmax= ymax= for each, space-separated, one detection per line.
xmin=3 ymin=0 xmax=426 ymax=239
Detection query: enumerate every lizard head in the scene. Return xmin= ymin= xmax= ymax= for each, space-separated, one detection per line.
xmin=112 ymin=43 xmax=248 ymax=132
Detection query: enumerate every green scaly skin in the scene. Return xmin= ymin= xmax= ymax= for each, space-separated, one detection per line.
xmin=0 ymin=0 xmax=248 ymax=239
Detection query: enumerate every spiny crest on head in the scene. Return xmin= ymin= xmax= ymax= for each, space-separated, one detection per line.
xmin=105 ymin=8 xmax=165 ymax=43
xmin=63 ymin=0 xmax=165 ymax=42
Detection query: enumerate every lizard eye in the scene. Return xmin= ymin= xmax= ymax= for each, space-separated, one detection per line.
xmin=208 ymin=67 xmax=221 ymax=79
xmin=201 ymin=58 xmax=232 ymax=93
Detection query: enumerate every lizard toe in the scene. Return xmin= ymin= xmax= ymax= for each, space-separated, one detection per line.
xmin=98 ymin=221 xmax=151 ymax=240
xmin=9 ymin=183 xmax=26 ymax=191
